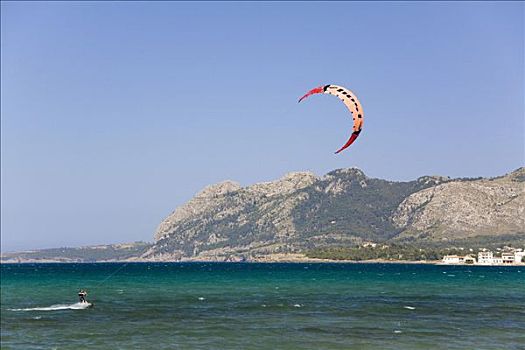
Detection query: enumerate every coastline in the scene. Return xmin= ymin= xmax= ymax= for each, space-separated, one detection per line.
xmin=3 ymin=256 xmax=522 ymax=266
xmin=0 ymin=256 xmax=438 ymax=265
xmin=3 ymin=253 xmax=523 ymax=266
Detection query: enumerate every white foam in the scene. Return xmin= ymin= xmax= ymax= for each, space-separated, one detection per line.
xmin=198 ymin=297 xmax=205 ymax=301
xmin=293 ymin=304 xmax=302 ymax=308
xmin=394 ymin=330 xmax=402 ymax=334
xmin=403 ymin=306 xmax=416 ymax=310
xmin=9 ymin=302 xmax=92 ymax=312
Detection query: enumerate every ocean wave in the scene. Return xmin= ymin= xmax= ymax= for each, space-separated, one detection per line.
xmin=9 ymin=302 xmax=92 ymax=312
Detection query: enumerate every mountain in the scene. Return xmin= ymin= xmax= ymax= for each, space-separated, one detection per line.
xmin=392 ymin=169 xmax=524 ymax=242
xmin=142 ymin=168 xmax=524 ymax=260
xmin=0 ymin=242 xmax=152 ymax=263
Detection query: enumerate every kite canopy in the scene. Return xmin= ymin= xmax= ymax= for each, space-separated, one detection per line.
xmin=298 ymin=84 xmax=363 ymax=154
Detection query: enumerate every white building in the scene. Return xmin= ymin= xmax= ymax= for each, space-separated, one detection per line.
xmin=442 ymin=248 xmax=525 ymax=265
xmin=492 ymin=257 xmax=503 ymax=264
xmin=476 ymin=251 xmax=509 ymax=265
xmin=502 ymin=252 xmax=515 ymax=264
xmin=477 ymin=251 xmax=504 ymax=265
xmin=442 ymin=255 xmax=476 ymax=265
xmin=478 ymin=251 xmax=494 ymax=265
xmin=442 ymin=255 xmax=461 ymax=264
xmin=514 ymin=250 xmax=525 ymax=264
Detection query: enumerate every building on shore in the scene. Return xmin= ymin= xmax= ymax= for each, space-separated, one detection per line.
xmin=442 ymin=255 xmax=461 ymax=264
xmin=477 ymin=251 xmax=493 ymax=265
xmin=502 ymin=252 xmax=515 ymax=264
xmin=442 ymin=254 xmax=475 ymax=265
xmin=442 ymin=249 xmax=524 ymax=265
xmin=477 ymin=249 xmax=522 ymax=265
xmin=514 ymin=249 xmax=525 ymax=264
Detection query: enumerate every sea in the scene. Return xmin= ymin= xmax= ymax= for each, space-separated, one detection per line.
xmin=1 ymin=262 xmax=524 ymax=349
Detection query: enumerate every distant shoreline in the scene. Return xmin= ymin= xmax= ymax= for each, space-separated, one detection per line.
xmin=2 ymin=258 xmax=522 ymax=266
xmin=0 ymin=256 xmax=436 ymax=264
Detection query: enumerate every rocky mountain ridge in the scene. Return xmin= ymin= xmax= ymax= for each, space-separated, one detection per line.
xmin=392 ymin=170 xmax=524 ymax=240
xmin=143 ymin=168 xmax=524 ymax=260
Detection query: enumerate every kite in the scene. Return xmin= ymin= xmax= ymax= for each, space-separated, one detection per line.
xmin=298 ymin=84 xmax=364 ymax=154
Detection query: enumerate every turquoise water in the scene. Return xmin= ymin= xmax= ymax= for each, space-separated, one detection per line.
xmin=1 ymin=262 xmax=524 ymax=349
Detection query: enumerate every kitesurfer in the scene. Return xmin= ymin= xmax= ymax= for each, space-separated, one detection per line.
xmin=78 ymin=289 xmax=88 ymax=303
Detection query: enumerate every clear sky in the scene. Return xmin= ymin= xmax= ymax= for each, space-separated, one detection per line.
xmin=1 ymin=2 xmax=523 ymax=251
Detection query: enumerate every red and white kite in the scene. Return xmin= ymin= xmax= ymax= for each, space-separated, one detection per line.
xmin=299 ymin=84 xmax=364 ymax=154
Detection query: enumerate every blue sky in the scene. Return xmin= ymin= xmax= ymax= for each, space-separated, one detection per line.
xmin=1 ymin=2 xmax=523 ymax=251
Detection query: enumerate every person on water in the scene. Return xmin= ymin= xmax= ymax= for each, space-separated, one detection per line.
xmin=78 ymin=289 xmax=88 ymax=303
